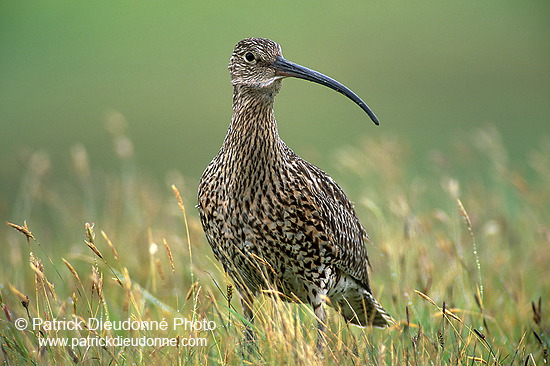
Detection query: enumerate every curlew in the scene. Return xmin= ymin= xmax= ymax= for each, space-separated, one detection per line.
xmin=197 ymin=37 xmax=393 ymax=347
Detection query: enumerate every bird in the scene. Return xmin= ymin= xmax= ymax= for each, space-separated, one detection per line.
xmin=197 ymin=37 xmax=393 ymax=347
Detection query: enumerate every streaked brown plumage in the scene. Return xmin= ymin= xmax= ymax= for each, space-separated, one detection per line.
xmin=197 ymin=37 xmax=393 ymax=345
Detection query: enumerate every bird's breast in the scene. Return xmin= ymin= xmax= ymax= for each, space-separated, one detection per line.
xmin=199 ymin=153 xmax=332 ymax=258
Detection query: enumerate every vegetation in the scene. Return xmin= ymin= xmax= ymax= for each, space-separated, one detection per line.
xmin=1 ymin=126 xmax=548 ymax=365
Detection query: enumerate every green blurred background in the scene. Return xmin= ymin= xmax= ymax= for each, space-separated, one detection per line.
xmin=1 ymin=0 xmax=548 ymax=220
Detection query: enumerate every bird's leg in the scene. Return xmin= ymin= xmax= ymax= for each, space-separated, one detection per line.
xmin=241 ymin=295 xmax=256 ymax=344
xmin=238 ymin=291 xmax=258 ymax=358
xmin=314 ymin=300 xmax=328 ymax=353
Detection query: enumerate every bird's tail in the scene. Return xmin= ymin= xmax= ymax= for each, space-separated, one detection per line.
xmin=329 ymin=277 xmax=394 ymax=327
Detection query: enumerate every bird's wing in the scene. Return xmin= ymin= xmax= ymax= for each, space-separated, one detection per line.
xmin=285 ymin=149 xmax=373 ymax=290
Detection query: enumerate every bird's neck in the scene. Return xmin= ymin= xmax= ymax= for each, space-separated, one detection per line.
xmin=223 ymin=85 xmax=281 ymax=156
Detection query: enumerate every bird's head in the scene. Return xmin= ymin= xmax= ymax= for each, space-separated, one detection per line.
xmin=228 ymin=37 xmax=379 ymax=125
xmin=229 ymin=37 xmax=283 ymax=90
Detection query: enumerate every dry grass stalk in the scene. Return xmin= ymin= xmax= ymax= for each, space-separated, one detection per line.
xmin=86 ymin=241 xmax=104 ymax=260
xmin=91 ymin=265 xmax=104 ymax=302
xmin=155 ymin=258 xmax=165 ymax=281
xmin=172 ymin=184 xmax=195 ymax=297
xmin=163 ymin=238 xmax=175 ymax=273
xmin=62 ymin=258 xmax=81 ymax=283
xmin=29 ymin=253 xmax=56 ymax=301
xmin=468 ymin=356 xmax=487 ymax=364
xmin=186 ymin=282 xmax=199 ymax=302
xmin=101 ymin=230 xmax=119 ymax=261
xmin=414 ymin=290 xmax=436 ymax=306
xmin=84 ymin=223 xmax=104 ymax=260
xmin=6 ymin=221 xmax=35 ymax=244
xmin=457 ymin=199 xmax=484 ymax=302
xmin=9 ymin=284 xmax=29 ymax=308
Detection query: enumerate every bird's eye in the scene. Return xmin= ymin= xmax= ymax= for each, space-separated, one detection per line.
xmin=244 ymin=52 xmax=256 ymax=63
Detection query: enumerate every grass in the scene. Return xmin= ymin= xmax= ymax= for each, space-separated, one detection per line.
xmin=1 ymin=126 xmax=548 ymax=365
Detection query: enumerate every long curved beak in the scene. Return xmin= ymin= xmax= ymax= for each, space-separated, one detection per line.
xmin=272 ymin=56 xmax=379 ymax=125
